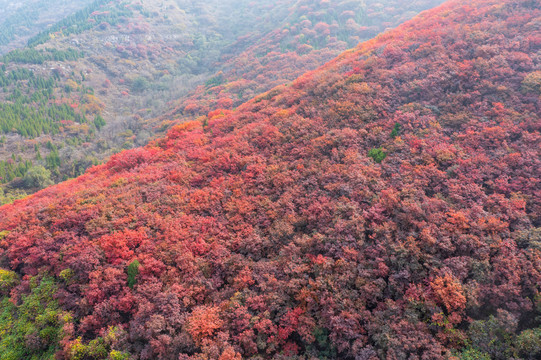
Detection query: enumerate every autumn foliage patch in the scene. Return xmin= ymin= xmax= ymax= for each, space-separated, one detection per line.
xmin=0 ymin=0 xmax=540 ymax=359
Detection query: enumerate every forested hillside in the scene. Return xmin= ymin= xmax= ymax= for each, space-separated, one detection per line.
xmin=0 ymin=0 xmax=444 ymax=204
xmin=0 ymin=0 xmax=539 ymax=359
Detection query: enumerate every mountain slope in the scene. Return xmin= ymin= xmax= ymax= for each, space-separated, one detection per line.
xmin=0 ymin=0 xmax=445 ymax=203
xmin=0 ymin=0 xmax=540 ymax=359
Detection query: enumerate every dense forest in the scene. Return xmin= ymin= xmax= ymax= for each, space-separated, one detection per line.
xmin=0 ymin=61 xmax=102 ymax=193
xmin=0 ymin=0 xmax=445 ymax=204
xmin=0 ymin=0 xmax=539 ymax=359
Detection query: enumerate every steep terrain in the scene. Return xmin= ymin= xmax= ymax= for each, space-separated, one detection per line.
xmin=0 ymin=0 xmax=445 ymax=204
xmin=1 ymin=0 xmax=540 ymax=359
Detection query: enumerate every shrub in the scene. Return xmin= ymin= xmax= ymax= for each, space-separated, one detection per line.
xmin=515 ymin=328 xmax=541 ymax=358
xmin=368 ymin=147 xmax=387 ymax=163
xmin=22 ymin=165 xmax=53 ymax=189
xmin=0 ymin=268 xmax=18 ymax=295
xmin=458 ymin=348 xmax=491 ymax=360
xmin=127 ymin=260 xmax=140 ymax=289
xmin=522 ymin=71 xmax=541 ymax=94
xmin=391 ymin=122 xmax=401 ymax=138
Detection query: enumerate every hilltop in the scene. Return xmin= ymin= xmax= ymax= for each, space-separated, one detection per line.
xmin=0 ymin=0 xmax=540 ymax=359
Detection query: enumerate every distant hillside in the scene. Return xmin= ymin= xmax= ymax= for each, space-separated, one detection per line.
xmin=0 ymin=0 xmax=539 ymax=359
xmin=0 ymin=0 xmax=88 ymax=55
xmin=0 ymin=0 xmax=445 ymax=204
xmin=163 ymin=0 xmax=448 ymax=122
